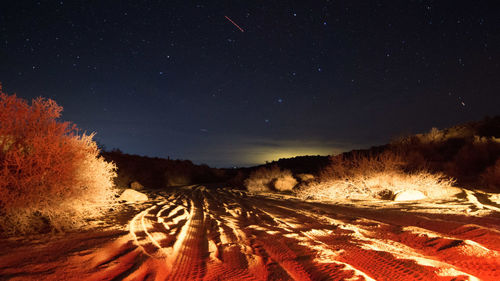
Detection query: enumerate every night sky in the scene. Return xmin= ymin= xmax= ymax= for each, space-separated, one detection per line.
xmin=1 ymin=1 xmax=499 ymax=167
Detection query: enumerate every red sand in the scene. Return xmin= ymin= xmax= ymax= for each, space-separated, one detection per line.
xmin=1 ymin=186 xmax=499 ymax=280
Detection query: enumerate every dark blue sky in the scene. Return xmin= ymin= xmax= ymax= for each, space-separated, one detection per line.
xmin=1 ymin=1 xmax=499 ymax=167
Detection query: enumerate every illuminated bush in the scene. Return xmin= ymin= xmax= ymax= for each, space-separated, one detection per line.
xmin=0 ymin=88 xmax=116 ymax=235
xmin=274 ymin=172 xmax=298 ymax=192
xmin=297 ymin=151 xmax=459 ymax=201
xmin=245 ymin=165 xmax=297 ymax=192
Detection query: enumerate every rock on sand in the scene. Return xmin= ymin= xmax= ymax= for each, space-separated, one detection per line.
xmin=119 ymin=189 xmax=148 ymax=203
xmin=394 ymin=190 xmax=426 ymax=201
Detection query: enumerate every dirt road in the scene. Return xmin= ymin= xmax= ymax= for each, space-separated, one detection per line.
xmin=1 ymin=186 xmax=500 ymax=280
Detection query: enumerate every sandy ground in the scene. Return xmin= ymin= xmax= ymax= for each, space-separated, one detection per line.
xmin=1 ymin=186 xmax=499 ymax=281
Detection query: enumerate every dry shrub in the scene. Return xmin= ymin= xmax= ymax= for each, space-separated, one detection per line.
xmin=416 ymin=126 xmax=475 ymax=144
xmin=319 ymin=150 xmax=405 ymax=180
xmin=481 ymin=158 xmax=500 ymax=191
xmin=0 ymin=89 xmax=116 ymax=235
xmin=297 ymin=150 xmax=458 ymax=201
xmin=274 ymin=174 xmax=298 ymax=192
xmin=418 ymin=127 xmax=445 ymax=143
xmin=245 ymin=165 xmax=297 ymax=192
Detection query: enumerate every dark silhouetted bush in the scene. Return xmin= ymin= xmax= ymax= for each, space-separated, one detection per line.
xmin=101 ymin=152 xmax=227 ymax=189
xmin=481 ymin=158 xmax=500 ymax=191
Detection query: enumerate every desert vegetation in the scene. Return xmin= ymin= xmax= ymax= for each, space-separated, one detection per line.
xmin=481 ymin=158 xmax=500 ymax=190
xmin=245 ymin=116 xmax=500 ymax=200
xmin=296 ymin=150 xmax=459 ymax=201
xmin=390 ymin=117 xmax=500 ymax=190
xmin=0 ymin=87 xmax=116 ymax=235
xmin=244 ymin=165 xmax=297 ymax=192
xmin=102 ymin=150 xmax=227 ymax=189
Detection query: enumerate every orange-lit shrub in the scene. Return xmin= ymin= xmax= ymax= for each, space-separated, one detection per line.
xmin=245 ymin=165 xmax=297 ymax=192
xmin=0 ymin=87 xmax=116 ymax=234
xmin=297 ymin=151 xmax=459 ymax=201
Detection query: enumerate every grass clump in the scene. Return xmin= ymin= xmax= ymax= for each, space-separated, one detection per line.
xmin=245 ymin=165 xmax=297 ymax=192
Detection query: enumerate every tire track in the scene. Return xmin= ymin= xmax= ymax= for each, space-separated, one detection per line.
xmin=3 ymin=186 xmax=499 ymax=281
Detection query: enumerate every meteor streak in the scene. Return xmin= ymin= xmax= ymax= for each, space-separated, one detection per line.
xmin=224 ymin=16 xmax=244 ymax=32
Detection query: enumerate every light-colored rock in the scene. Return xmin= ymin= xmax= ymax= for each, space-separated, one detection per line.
xmin=394 ymin=190 xmax=426 ymax=201
xmin=130 ymin=181 xmax=144 ymax=190
xmin=119 ymin=189 xmax=148 ymax=203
